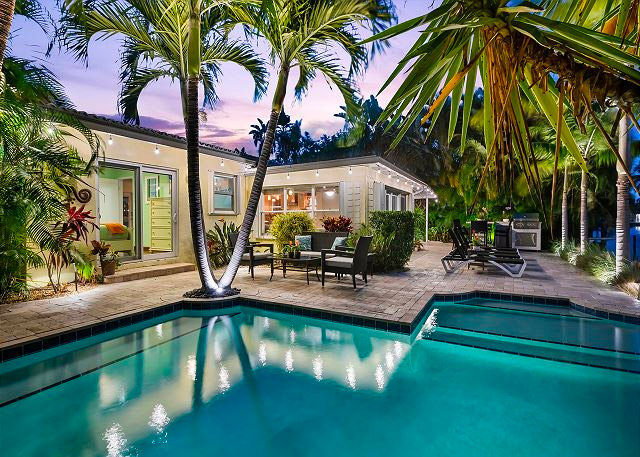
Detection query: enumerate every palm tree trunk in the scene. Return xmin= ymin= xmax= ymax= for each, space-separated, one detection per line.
xmin=580 ymin=168 xmax=588 ymax=253
xmin=219 ymin=64 xmax=290 ymax=289
xmin=616 ymin=113 xmax=631 ymax=274
xmin=185 ymin=75 xmax=218 ymax=294
xmin=561 ymin=162 xmax=569 ymax=248
xmin=0 ymin=0 xmax=15 ymax=76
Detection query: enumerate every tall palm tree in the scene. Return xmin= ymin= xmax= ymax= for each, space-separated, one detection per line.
xmin=216 ymin=0 xmax=394 ymax=290
xmin=0 ymin=0 xmax=16 ymax=70
xmin=364 ymin=0 xmax=640 ymax=218
xmin=616 ymin=113 xmax=631 ymax=273
xmin=249 ymin=118 xmax=267 ymax=154
xmin=60 ymin=0 xmax=268 ymax=296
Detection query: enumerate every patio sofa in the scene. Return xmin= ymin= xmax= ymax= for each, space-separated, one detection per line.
xmin=300 ymin=231 xmax=349 ymax=257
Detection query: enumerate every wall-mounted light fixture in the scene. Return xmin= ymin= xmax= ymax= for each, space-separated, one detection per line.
xmin=108 ymin=135 xmax=113 ymax=146
xmin=154 ymin=145 xmax=160 ymax=155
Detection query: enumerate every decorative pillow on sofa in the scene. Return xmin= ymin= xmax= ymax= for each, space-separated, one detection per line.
xmin=331 ymin=236 xmax=347 ymax=250
xmin=294 ymin=235 xmax=312 ymax=251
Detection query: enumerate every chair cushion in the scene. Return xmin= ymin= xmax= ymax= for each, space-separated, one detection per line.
xmin=325 ymin=256 xmax=353 ymax=268
xmin=330 ymin=236 xmax=347 ymax=250
xmin=302 ymin=251 xmax=334 ymax=258
xmin=295 ymin=235 xmax=312 ymax=251
xmin=241 ymin=252 xmax=272 ymax=261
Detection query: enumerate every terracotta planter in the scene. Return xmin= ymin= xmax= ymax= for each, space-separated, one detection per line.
xmin=101 ymin=259 xmax=117 ymax=276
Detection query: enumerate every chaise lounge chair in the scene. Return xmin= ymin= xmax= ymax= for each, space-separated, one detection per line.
xmin=442 ymin=228 xmax=526 ymax=278
xmin=321 ymin=236 xmax=372 ymax=289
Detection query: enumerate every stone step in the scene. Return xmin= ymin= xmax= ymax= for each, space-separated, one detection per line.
xmin=103 ymin=263 xmax=195 ymax=284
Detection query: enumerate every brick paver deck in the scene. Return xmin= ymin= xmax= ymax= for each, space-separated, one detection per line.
xmin=1 ymin=242 xmax=639 ymax=350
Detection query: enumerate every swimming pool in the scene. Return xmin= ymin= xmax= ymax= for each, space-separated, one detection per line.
xmin=1 ymin=298 xmax=638 ymax=456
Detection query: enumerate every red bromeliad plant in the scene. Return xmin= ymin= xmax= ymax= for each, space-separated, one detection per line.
xmin=42 ymin=205 xmax=99 ymax=292
xmin=322 ymin=215 xmax=353 ymax=233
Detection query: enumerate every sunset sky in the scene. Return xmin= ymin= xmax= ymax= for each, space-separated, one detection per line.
xmin=10 ymin=0 xmax=429 ymax=153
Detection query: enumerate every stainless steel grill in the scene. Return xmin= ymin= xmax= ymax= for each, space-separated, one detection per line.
xmin=512 ymin=213 xmax=541 ymax=250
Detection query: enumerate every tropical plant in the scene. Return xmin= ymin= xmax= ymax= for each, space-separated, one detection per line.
xmin=269 ymin=212 xmax=315 ymax=251
xmin=414 ymin=206 xmax=426 ymax=241
xmin=41 ymin=205 xmax=97 ymax=292
xmin=321 ymin=215 xmax=353 ymax=233
xmin=369 ymin=211 xmax=414 ymax=271
xmin=206 ymin=219 xmax=239 ymax=268
xmin=218 ymin=0 xmax=395 ymax=292
xmin=60 ymin=0 xmax=268 ymax=296
xmin=365 ymin=0 xmax=640 ymax=224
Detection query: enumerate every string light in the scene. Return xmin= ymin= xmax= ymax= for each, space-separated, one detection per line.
xmin=287 ymin=172 xmax=290 ymax=180
xmin=108 ymin=135 xmax=113 ymax=146
xmin=220 ymin=158 xmax=225 ymax=167
xmin=154 ymin=145 xmax=160 ymax=155
xmin=348 ymin=166 xmax=353 ymax=175
xmin=377 ymin=166 xmax=381 ymax=174
xmin=388 ymin=172 xmax=392 ymax=179
xmin=315 ymin=169 xmax=319 ymax=177
xmin=396 ymin=177 xmax=400 ymax=183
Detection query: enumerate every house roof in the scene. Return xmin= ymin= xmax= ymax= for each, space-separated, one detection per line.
xmin=250 ymin=155 xmax=438 ymax=198
xmin=64 ymin=109 xmax=436 ymax=198
xmin=61 ymin=109 xmax=254 ymax=163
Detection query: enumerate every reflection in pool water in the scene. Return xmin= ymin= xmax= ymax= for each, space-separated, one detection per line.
xmin=0 ymin=304 xmax=638 ymax=457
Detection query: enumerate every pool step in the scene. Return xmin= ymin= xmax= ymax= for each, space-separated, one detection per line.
xmin=427 ymin=327 xmax=640 ymax=373
xmin=103 ymin=263 xmax=195 ymax=284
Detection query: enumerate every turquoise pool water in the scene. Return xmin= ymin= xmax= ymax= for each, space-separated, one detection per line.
xmin=1 ymin=299 xmax=639 ymax=457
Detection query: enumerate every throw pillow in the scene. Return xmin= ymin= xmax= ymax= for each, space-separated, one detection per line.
xmin=294 ymin=235 xmax=312 ymax=251
xmin=331 ymin=236 xmax=347 ymax=250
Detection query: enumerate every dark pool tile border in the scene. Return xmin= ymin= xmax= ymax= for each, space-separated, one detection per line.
xmin=2 ymin=291 xmax=639 ymax=364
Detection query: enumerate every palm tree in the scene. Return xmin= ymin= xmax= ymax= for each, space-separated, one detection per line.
xmin=249 ymin=118 xmax=267 ymax=154
xmin=0 ymin=0 xmax=16 ymax=70
xmin=60 ymin=0 xmax=268 ymax=296
xmin=364 ymin=0 xmax=640 ymax=218
xmin=616 ymin=114 xmax=631 ymax=274
xmin=216 ymin=0 xmax=394 ymax=290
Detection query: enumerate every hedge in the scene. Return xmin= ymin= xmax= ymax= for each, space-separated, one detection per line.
xmin=269 ymin=212 xmax=315 ymax=251
xmin=369 ymin=211 xmax=415 ymax=272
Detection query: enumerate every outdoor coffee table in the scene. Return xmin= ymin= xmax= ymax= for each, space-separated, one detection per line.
xmin=270 ymin=254 xmax=321 ymax=285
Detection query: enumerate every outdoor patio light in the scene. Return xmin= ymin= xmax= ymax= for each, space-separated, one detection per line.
xmin=388 ymin=172 xmax=392 ymax=179
xmin=108 ymin=135 xmax=113 ymax=146
xmin=154 ymin=145 xmax=159 ymax=155
xmin=220 ymin=158 xmax=225 ymax=167
xmin=287 ymin=172 xmax=290 ymax=179
xmin=377 ymin=167 xmax=381 ymax=174
xmin=348 ymin=166 xmax=353 ymax=175
xmin=396 ymin=177 xmax=400 ymax=183
xmin=315 ymin=169 xmax=319 ymax=177
xmin=288 ymin=189 xmax=293 ymax=195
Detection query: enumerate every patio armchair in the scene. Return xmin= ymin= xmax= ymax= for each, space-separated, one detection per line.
xmin=228 ymin=232 xmax=274 ymax=279
xmin=321 ymin=236 xmax=373 ymax=290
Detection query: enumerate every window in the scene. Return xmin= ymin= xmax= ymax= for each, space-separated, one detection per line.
xmin=210 ymin=173 xmax=237 ymax=214
xmin=260 ymin=184 xmax=340 ymax=235
xmin=146 ymin=176 xmax=158 ymax=200
xmin=385 ymin=187 xmax=408 ymax=211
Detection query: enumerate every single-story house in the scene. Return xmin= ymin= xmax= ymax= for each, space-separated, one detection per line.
xmin=31 ymin=111 xmax=436 ymax=284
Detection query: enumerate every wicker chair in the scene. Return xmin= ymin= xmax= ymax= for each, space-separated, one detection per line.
xmin=321 ymin=236 xmax=373 ymax=289
xmin=228 ymin=232 xmax=273 ymax=279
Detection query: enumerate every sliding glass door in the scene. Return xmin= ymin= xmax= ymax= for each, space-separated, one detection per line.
xmin=98 ymin=162 xmax=177 ymax=262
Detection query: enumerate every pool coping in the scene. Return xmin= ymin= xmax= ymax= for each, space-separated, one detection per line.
xmin=2 ymin=290 xmax=640 ymax=364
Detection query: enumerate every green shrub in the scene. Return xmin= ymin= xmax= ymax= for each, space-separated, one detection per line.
xmin=414 ymin=206 xmax=426 ymax=241
xmin=369 ymin=211 xmax=415 ymax=272
xmin=428 ymin=225 xmax=451 ymax=242
xmin=552 ymin=240 xmax=618 ymax=285
xmin=206 ymin=220 xmax=239 ymax=268
xmin=269 ymin=212 xmax=315 ymax=251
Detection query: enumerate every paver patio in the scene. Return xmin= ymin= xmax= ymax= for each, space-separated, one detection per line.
xmin=1 ymin=242 xmax=639 ymax=350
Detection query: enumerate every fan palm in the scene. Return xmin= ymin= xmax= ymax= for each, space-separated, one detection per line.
xmin=364 ymin=0 xmax=640 ymax=226
xmin=60 ymin=0 xmax=268 ymax=296
xmin=215 ymin=0 xmax=395 ymax=290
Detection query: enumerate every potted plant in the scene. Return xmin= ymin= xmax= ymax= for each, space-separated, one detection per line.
xmin=91 ymin=241 xmax=120 ymax=276
xmin=293 ymin=239 xmax=301 ymax=259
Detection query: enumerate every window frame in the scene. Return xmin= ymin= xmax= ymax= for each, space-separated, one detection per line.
xmin=209 ymin=171 xmax=238 ymax=215
xmin=259 ymin=183 xmax=340 ymax=236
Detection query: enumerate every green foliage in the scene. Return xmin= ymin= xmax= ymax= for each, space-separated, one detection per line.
xmin=206 ymin=220 xmax=239 ymax=268
xmin=552 ymin=241 xmax=617 ymax=285
xmin=368 ymin=211 xmax=415 ymax=272
xmin=269 ymin=212 xmax=315 ymax=251
xmin=413 ymin=206 xmax=426 ymax=241
xmin=69 ymin=248 xmax=96 ymax=283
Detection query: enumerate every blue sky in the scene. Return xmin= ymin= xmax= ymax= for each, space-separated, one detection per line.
xmin=9 ymin=0 xmax=428 ymax=152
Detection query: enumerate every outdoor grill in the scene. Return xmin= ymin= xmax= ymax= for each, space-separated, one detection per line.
xmin=512 ymin=213 xmax=542 ymax=251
